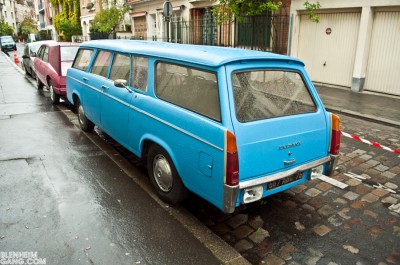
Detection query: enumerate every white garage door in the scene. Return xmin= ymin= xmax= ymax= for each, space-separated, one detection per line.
xmin=364 ymin=12 xmax=400 ymax=96
xmin=297 ymin=13 xmax=361 ymax=87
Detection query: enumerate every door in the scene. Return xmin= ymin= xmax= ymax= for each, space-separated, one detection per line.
xmin=226 ymin=62 xmax=328 ymax=181
xmin=34 ymin=46 xmax=46 ymax=82
xmin=297 ymin=12 xmax=361 ymax=87
xmin=100 ymin=53 xmax=133 ymax=145
xmin=364 ymin=11 xmax=400 ymax=96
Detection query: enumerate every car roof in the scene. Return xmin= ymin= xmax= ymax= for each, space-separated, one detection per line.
xmin=27 ymin=40 xmax=56 ymax=47
xmin=38 ymin=42 xmax=80 ymax=47
xmin=81 ymin=40 xmax=304 ymax=67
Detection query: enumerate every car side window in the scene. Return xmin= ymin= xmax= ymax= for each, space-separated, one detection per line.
xmin=72 ymin=49 xmax=94 ymax=71
xmin=42 ymin=47 xmax=49 ymax=62
xmin=131 ymin=56 xmax=148 ymax=91
xmin=37 ymin=46 xmax=43 ymax=59
xmin=155 ymin=62 xmax=221 ymax=122
xmin=90 ymin=50 xmax=112 ymax=78
xmin=109 ymin=53 xmax=131 ymax=83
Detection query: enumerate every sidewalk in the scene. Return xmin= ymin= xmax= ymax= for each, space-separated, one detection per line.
xmin=0 ymin=52 xmax=246 ymax=264
xmin=315 ymin=84 xmax=400 ymax=127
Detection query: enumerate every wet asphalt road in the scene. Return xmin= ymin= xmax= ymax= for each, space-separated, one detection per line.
xmin=0 ymin=52 xmax=222 ymax=264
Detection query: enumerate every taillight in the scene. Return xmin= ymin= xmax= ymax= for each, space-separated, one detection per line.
xmin=329 ymin=114 xmax=340 ymax=155
xmin=226 ymin=131 xmax=239 ymax=186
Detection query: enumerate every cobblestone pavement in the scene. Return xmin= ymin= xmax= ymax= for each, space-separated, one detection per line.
xmin=63 ymin=100 xmax=399 ymax=265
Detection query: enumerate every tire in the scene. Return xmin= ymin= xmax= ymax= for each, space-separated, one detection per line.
xmin=147 ymin=145 xmax=189 ymax=204
xmin=36 ymin=75 xmax=44 ymax=90
xmin=31 ymin=68 xmax=36 ymax=79
xmin=77 ymin=100 xmax=94 ymax=132
xmin=48 ymin=80 xmax=60 ymax=105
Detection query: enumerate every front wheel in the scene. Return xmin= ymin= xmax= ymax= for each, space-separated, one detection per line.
xmin=48 ymin=80 xmax=60 ymax=105
xmin=147 ymin=145 xmax=189 ymax=204
xmin=77 ymin=100 xmax=94 ymax=132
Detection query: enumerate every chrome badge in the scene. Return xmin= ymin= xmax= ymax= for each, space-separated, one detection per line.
xmin=279 ymin=141 xmax=301 ymax=150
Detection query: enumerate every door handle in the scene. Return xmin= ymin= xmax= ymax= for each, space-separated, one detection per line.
xmin=101 ymin=85 xmax=109 ymax=90
xmin=284 ymin=159 xmax=296 ymax=165
xmin=82 ymin=77 xmax=89 ymax=81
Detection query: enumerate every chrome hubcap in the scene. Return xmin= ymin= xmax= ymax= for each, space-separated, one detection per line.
xmin=78 ymin=104 xmax=85 ymax=125
xmin=153 ymin=154 xmax=173 ymax=192
xmin=49 ymin=85 xmax=54 ymax=101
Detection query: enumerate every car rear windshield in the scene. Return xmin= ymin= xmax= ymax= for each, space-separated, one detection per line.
xmin=232 ymin=70 xmax=317 ymax=122
xmin=1 ymin=36 xmax=14 ymax=43
xmin=61 ymin=46 xmax=79 ymax=62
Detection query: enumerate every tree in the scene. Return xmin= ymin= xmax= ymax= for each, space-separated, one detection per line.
xmin=59 ymin=19 xmax=81 ymax=41
xmin=213 ymin=0 xmax=320 ymax=23
xmin=51 ymin=0 xmax=82 ymax=40
xmin=90 ymin=7 xmax=121 ymax=34
xmin=0 ymin=20 xmax=14 ymax=36
xmin=20 ymin=17 xmax=38 ymax=36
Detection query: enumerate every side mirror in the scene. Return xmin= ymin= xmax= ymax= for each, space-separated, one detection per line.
xmin=22 ymin=55 xmax=30 ymax=59
xmin=114 ymin=79 xmax=133 ymax=93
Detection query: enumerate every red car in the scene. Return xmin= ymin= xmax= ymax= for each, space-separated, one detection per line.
xmin=34 ymin=42 xmax=80 ymax=104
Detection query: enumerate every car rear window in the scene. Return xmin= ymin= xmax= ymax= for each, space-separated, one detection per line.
xmin=232 ymin=70 xmax=317 ymax=122
xmin=61 ymin=46 xmax=79 ymax=62
xmin=1 ymin=36 xmax=14 ymax=43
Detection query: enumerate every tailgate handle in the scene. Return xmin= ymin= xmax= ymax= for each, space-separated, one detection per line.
xmin=284 ymin=159 xmax=296 ymax=165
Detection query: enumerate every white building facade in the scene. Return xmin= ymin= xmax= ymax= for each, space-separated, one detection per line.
xmin=0 ymin=0 xmax=18 ymax=35
xmin=289 ymin=0 xmax=400 ymax=96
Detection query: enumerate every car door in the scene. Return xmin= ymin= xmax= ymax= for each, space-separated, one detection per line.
xmin=67 ymin=48 xmax=101 ymax=124
xmin=34 ymin=46 xmax=44 ymax=81
xmin=100 ymin=52 xmax=133 ymax=145
xmin=226 ymin=61 xmax=329 ymax=183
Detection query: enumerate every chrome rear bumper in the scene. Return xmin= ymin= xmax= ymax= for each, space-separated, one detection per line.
xmin=222 ymin=155 xmax=338 ymax=213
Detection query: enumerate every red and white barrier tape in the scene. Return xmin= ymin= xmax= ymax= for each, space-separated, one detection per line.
xmin=340 ymin=131 xmax=400 ymax=155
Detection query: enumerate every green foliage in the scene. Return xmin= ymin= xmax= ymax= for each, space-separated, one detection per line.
xmin=91 ymin=7 xmax=122 ymax=34
xmin=212 ymin=0 xmax=283 ymax=23
xmin=51 ymin=0 xmax=82 ymax=38
xmin=59 ymin=19 xmax=81 ymax=41
xmin=304 ymin=1 xmax=321 ymax=23
xmin=0 ymin=20 xmax=14 ymax=36
xmin=213 ymin=0 xmax=321 ymax=23
xmin=20 ymin=17 xmax=39 ymax=35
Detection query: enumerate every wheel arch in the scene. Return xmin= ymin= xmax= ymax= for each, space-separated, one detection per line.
xmin=140 ymin=135 xmax=184 ymax=183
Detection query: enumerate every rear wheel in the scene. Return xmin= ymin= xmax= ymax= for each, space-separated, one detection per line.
xmin=48 ymin=80 xmax=60 ymax=105
xmin=77 ymin=100 xmax=94 ymax=132
xmin=147 ymin=145 xmax=189 ymax=204
xmin=36 ymin=75 xmax=43 ymax=90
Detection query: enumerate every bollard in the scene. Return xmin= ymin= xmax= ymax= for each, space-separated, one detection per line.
xmin=14 ymin=51 xmax=20 ymax=64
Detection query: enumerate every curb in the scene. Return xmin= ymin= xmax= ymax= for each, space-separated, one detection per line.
xmin=325 ymin=105 xmax=400 ymax=128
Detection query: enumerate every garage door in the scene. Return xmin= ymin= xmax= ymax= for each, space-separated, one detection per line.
xmin=364 ymin=12 xmax=400 ymax=96
xmin=297 ymin=13 xmax=361 ymax=87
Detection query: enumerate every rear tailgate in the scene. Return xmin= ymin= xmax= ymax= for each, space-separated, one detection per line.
xmin=226 ymin=61 xmax=329 ymax=182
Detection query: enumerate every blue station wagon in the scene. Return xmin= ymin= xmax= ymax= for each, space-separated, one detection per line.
xmin=66 ymin=40 xmax=340 ymax=213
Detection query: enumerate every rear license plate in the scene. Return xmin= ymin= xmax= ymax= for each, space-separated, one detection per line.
xmin=266 ymin=172 xmax=304 ymax=190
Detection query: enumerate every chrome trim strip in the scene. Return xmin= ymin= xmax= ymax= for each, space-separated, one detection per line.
xmin=239 ymin=156 xmax=331 ymax=189
xmin=68 ymin=76 xmax=223 ymax=152
xmin=325 ymin=154 xmax=338 ymax=176
xmin=223 ymin=184 xmax=239 ymax=213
